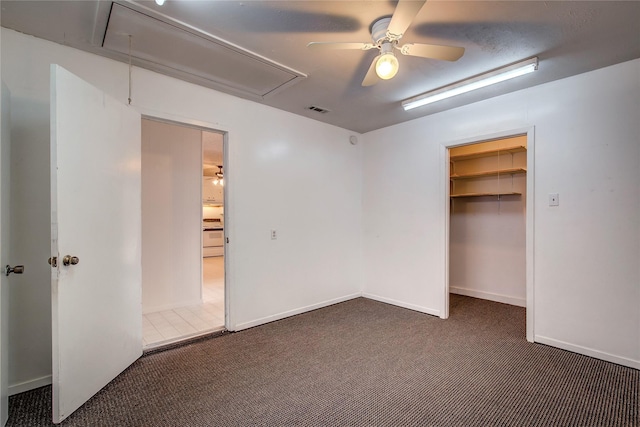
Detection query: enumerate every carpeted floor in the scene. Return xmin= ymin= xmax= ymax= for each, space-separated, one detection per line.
xmin=7 ymin=295 xmax=639 ymax=426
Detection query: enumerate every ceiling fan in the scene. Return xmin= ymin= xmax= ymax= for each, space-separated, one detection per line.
xmin=307 ymin=0 xmax=464 ymax=86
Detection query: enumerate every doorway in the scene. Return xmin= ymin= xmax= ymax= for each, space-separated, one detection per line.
xmin=140 ymin=118 xmax=226 ymax=349
xmin=444 ymin=129 xmax=534 ymax=341
xmin=201 ymin=130 xmax=225 ymax=336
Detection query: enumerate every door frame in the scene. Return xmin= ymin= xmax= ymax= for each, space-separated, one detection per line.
xmin=137 ymin=110 xmax=231 ymax=331
xmin=441 ymin=126 xmax=535 ymax=342
xmin=0 ymin=81 xmax=11 ymax=427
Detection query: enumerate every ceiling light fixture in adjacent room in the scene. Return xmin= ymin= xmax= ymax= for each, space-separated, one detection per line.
xmin=155 ymin=0 xmax=165 ymax=6
xmin=212 ymin=165 xmax=224 ymax=186
xmin=402 ymin=57 xmax=539 ymax=111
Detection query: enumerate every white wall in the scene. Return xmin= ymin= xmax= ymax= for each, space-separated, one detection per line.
xmin=141 ymin=119 xmax=203 ymax=313
xmin=450 ymin=193 xmax=527 ymax=307
xmin=363 ymin=58 xmax=640 ymax=369
xmin=1 ymin=28 xmax=363 ymax=392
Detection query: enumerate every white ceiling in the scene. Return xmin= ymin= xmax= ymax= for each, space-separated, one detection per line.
xmin=2 ymin=1 xmax=639 ymax=133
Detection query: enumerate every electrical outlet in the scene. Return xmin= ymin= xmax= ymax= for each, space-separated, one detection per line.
xmin=549 ymin=193 xmax=560 ymax=207
xmin=271 ymin=229 xmax=277 ymax=240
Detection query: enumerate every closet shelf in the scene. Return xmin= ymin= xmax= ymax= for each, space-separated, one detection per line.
xmin=450 ymin=167 xmax=527 ymax=180
xmin=450 ymin=191 xmax=522 ymax=198
xmin=449 ymin=145 xmax=526 ymax=162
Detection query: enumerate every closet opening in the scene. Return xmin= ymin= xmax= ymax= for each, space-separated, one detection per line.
xmin=446 ymin=132 xmax=533 ymax=340
xmin=140 ymin=117 xmax=227 ymax=349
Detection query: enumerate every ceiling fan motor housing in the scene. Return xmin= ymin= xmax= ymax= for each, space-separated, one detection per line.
xmin=371 ymin=17 xmax=393 ymax=45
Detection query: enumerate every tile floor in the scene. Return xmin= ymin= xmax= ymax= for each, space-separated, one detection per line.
xmin=143 ymin=256 xmax=225 ymax=349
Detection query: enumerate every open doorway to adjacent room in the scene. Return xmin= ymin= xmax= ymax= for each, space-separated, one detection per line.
xmin=140 ymin=118 xmax=226 ymax=349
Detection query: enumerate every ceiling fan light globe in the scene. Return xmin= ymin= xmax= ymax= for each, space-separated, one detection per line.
xmin=376 ymin=53 xmax=399 ymax=80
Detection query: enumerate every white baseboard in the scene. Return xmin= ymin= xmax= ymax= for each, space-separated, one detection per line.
xmin=362 ymin=293 xmax=441 ymax=317
xmin=450 ymin=286 xmax=526 ymax=308
xmin=9 ymin=375 xmax=52 ymax=396
xmin=535 ymin=335 xmax=640 ymax=370
xmin=233 ymin=293 xmax=362 ymax=331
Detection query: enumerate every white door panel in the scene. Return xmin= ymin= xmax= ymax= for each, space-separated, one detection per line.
xmin=50 ymin=65 xmax=142 ymax=424
xmin=0 ymin=81 xmax=12 ymax=426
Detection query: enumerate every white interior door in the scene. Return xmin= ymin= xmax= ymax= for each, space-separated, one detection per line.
xmin=50 ymin=65 xmax=142 ymax=424
xmin=0 ymin=82 xmax=12 ymax=427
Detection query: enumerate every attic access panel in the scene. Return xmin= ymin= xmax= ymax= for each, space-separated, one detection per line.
xmin=103 ymin=3 xmax=305 ymax=98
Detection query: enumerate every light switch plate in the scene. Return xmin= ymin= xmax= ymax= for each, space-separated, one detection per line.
xmin=549 ymin=193 xmax=559 ymax=207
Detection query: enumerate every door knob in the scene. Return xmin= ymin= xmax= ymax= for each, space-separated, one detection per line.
xmin=62 ymin=255 xmax=79 ymax=266
xmin=48 ymin=257 xmax=57 ymax=267
xmin=5 ymin=265 xmax=24 ymax=276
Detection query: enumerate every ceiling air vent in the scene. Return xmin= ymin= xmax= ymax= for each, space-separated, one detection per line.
xmin=103 ymin=3 xmax=306 ymax=99
xmin=307 ymin=105 xmax=331 ymax=114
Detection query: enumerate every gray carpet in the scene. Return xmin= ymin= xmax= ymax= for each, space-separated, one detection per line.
xmin=7 ymin=295 xmax=639 ymax=426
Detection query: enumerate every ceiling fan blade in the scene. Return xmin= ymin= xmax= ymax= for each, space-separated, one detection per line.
xmin=307 ymin=42 xmax=374 ymax=50
xmin=399 ymin=43 xmax=465 ymax=61
xmin=362 ymin=55 xmax=380 ymax=87
xmin=387 ymin=0 xmax=427 ymax=38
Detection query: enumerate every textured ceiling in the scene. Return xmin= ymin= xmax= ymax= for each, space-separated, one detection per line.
xmin=2 ymin=1 xmax=639 ymax=133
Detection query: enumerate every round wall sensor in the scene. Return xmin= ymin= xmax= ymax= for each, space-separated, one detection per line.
xmin=349 ymin=135 xmax=358 ymax=145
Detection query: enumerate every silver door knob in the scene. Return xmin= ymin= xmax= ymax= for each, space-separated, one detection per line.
xmin=5 ymin=265 xmax=24 ymax=276
xmin=62 ymin=255 xmax=79 ymax=266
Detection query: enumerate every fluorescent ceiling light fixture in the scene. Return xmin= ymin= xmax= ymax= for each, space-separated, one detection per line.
xmin=402 ymin=57 xmax=538 ymax=111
